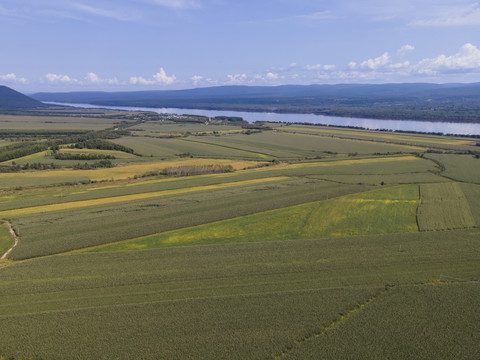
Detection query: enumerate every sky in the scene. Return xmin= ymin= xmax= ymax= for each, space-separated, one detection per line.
xmin=1 ymin=0 xmax=480 ymax=92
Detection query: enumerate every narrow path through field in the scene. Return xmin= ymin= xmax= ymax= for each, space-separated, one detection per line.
xmin=1 ymin=221 xmax=18 ymax=260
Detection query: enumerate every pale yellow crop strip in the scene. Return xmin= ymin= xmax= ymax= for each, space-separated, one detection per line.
xmin=0 ymin=176 xmax=289 ymax=218
xmin=0 ymin=159 xmax=262 ymax=181
xmin=284 ymin=126 xmax=471 ymax=145
xmin=285 ymin=155 xmax=419 ymax=169
xmin=283 ymin=131 xmax=424 ymax=150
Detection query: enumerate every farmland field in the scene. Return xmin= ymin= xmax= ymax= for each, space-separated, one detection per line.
xmin=418 ymin=183 xmax=475 ymax=231
xmin=425 ymin=153 xmax=480 ymax=183
xmin=91 ymin=185 xmax=419 ymax=252
xmin=277 ymin=124 xmax=477 ymax=151
xmin=0 ymin=112 xmax=479 ymax=360
xmin=0 ymin=221 xmax=13 ymax=255
xmin=0 ymin=114 xmax=126 ymax=130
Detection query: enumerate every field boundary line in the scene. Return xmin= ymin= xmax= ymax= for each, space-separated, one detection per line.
xmin=272 ymin=285 xmax=393 ymax=360
xmin=415 ymin=184 xmax=421 ymax=231
xmin=1 ymin=221 xmax=18 ymax=260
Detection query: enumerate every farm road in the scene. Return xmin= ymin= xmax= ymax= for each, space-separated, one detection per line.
xmin=1 ymin=222 xmax=18 ymax=260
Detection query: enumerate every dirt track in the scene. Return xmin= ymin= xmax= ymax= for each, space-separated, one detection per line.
xmin=1 ymin=221 xmax=18 ymax=260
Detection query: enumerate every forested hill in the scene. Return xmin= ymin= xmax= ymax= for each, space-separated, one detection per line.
xmin=32 ymin=83 xmax=480 ymax=123
xmin=0 ymin=85 xmax=46 ymax=110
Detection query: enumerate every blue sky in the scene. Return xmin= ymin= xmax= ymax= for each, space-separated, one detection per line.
xmin=1 ymin=0 xmax=480 ymax=92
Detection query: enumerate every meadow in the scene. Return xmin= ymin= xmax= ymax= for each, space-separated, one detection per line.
xmin=0 ymin=111 xmax=478 ymax=359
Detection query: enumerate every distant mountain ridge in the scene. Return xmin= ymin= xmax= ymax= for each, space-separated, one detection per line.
xmin=30 ymin=83 xmax=480 ymax=123
xmin=32 ymin=83 xmax=480 ymax=103
xmin=0 ymin=85 xmax=46 ymax=110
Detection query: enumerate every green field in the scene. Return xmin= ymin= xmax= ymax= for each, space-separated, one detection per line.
xmin=0 ymin=221 xmax=13 ymax=255
xmin=1 ymin=229 xmax=479 ymax=359
xmin=0 ymin=113 xmax=478 ymax=359
xmin=0 ymin=114 xmax=126 ymax=130
xmin=92 ymin=185 xmax=419 ymax=252
xmin=425 ymin=153 xmax=480 ymax=183
xmin=418 ymin=183 xmax=475 ymax=230
xmin=281 ymin=282 xmax=480 ymax=360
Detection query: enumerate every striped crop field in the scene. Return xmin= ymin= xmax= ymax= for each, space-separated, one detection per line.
xmin=91 ymin=184 xmax=419 ymax=252
xmin=282 ymin=131 xmax=425 ymax=151
xmin=0 ymin=158 xmax=263 ymax=186
xmin=180 ymin=138 xmax=274 ymax=159
xmin=418 ymin=183 xmax=476 ymax=231
xmin=285 ymin=155 xmax=420 ymax=168
xmin=283 ymin=125 xmax=473 ymax=146
xmin=0 ymin=176 xmax=288 ymax=218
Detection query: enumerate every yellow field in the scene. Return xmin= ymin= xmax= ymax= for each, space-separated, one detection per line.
xmin=0 ymin=158 xmax=263 ymax=182
xmin=284 ymin=126 xmax=472 ymax=146
xmin=81 ymin=156 xmax=414 ymax=193
xmin=0 ymin=176 xmax=289 ymax=218
xmin=284 ymin=155 xmax=419 ymax=169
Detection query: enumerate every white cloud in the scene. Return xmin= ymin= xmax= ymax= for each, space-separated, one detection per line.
xmin=85 ymin=72 xmax=119 ymax=85
xmin=415 ymin=43 xmax=480 ymax=74
xmin=360 ymin=52 xmax=390 ymax=70
xmin=390 ymin=61 xmax=410 ymax=69
xmin=397 ymin=44 xmax=415 ymax=57
xmin=149 ymin=0 xmax=200 ymax=9
xmin=0 ymin=73 xmax=28 ymax=84
xmin=71 ymin=3 xmax=138 ymax=21
xmin=226 ymin=73 xmax=247 ymax=84
xmin=410 ymin=3 xmax=480 ymax=27
xmin=348 ymin=61 xmax=357 ymax=70
xmin=265 ymin=72 xmax=279 ymax=80
xmin=45 ymin=73 xmax=78 ymax=84
xmin=304 ymin=64 xmax=336 ymax=71
xmin=278 ymin=63 xmax=297 ymax=72
xmin=298 ymin=10 xmax=335 ymax=21
xmin=191 ymin=75 xmax=203 ymax=85
xmin=130 ymin=68 xmax=176 ymax=85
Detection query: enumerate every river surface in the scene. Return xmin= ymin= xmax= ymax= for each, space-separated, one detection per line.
xmin=46 ymin=102 xmax=480 ymax=136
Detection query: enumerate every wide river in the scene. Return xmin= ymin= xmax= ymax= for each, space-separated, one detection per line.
xmin=46 ymin=102 xmax=480 ymax=136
